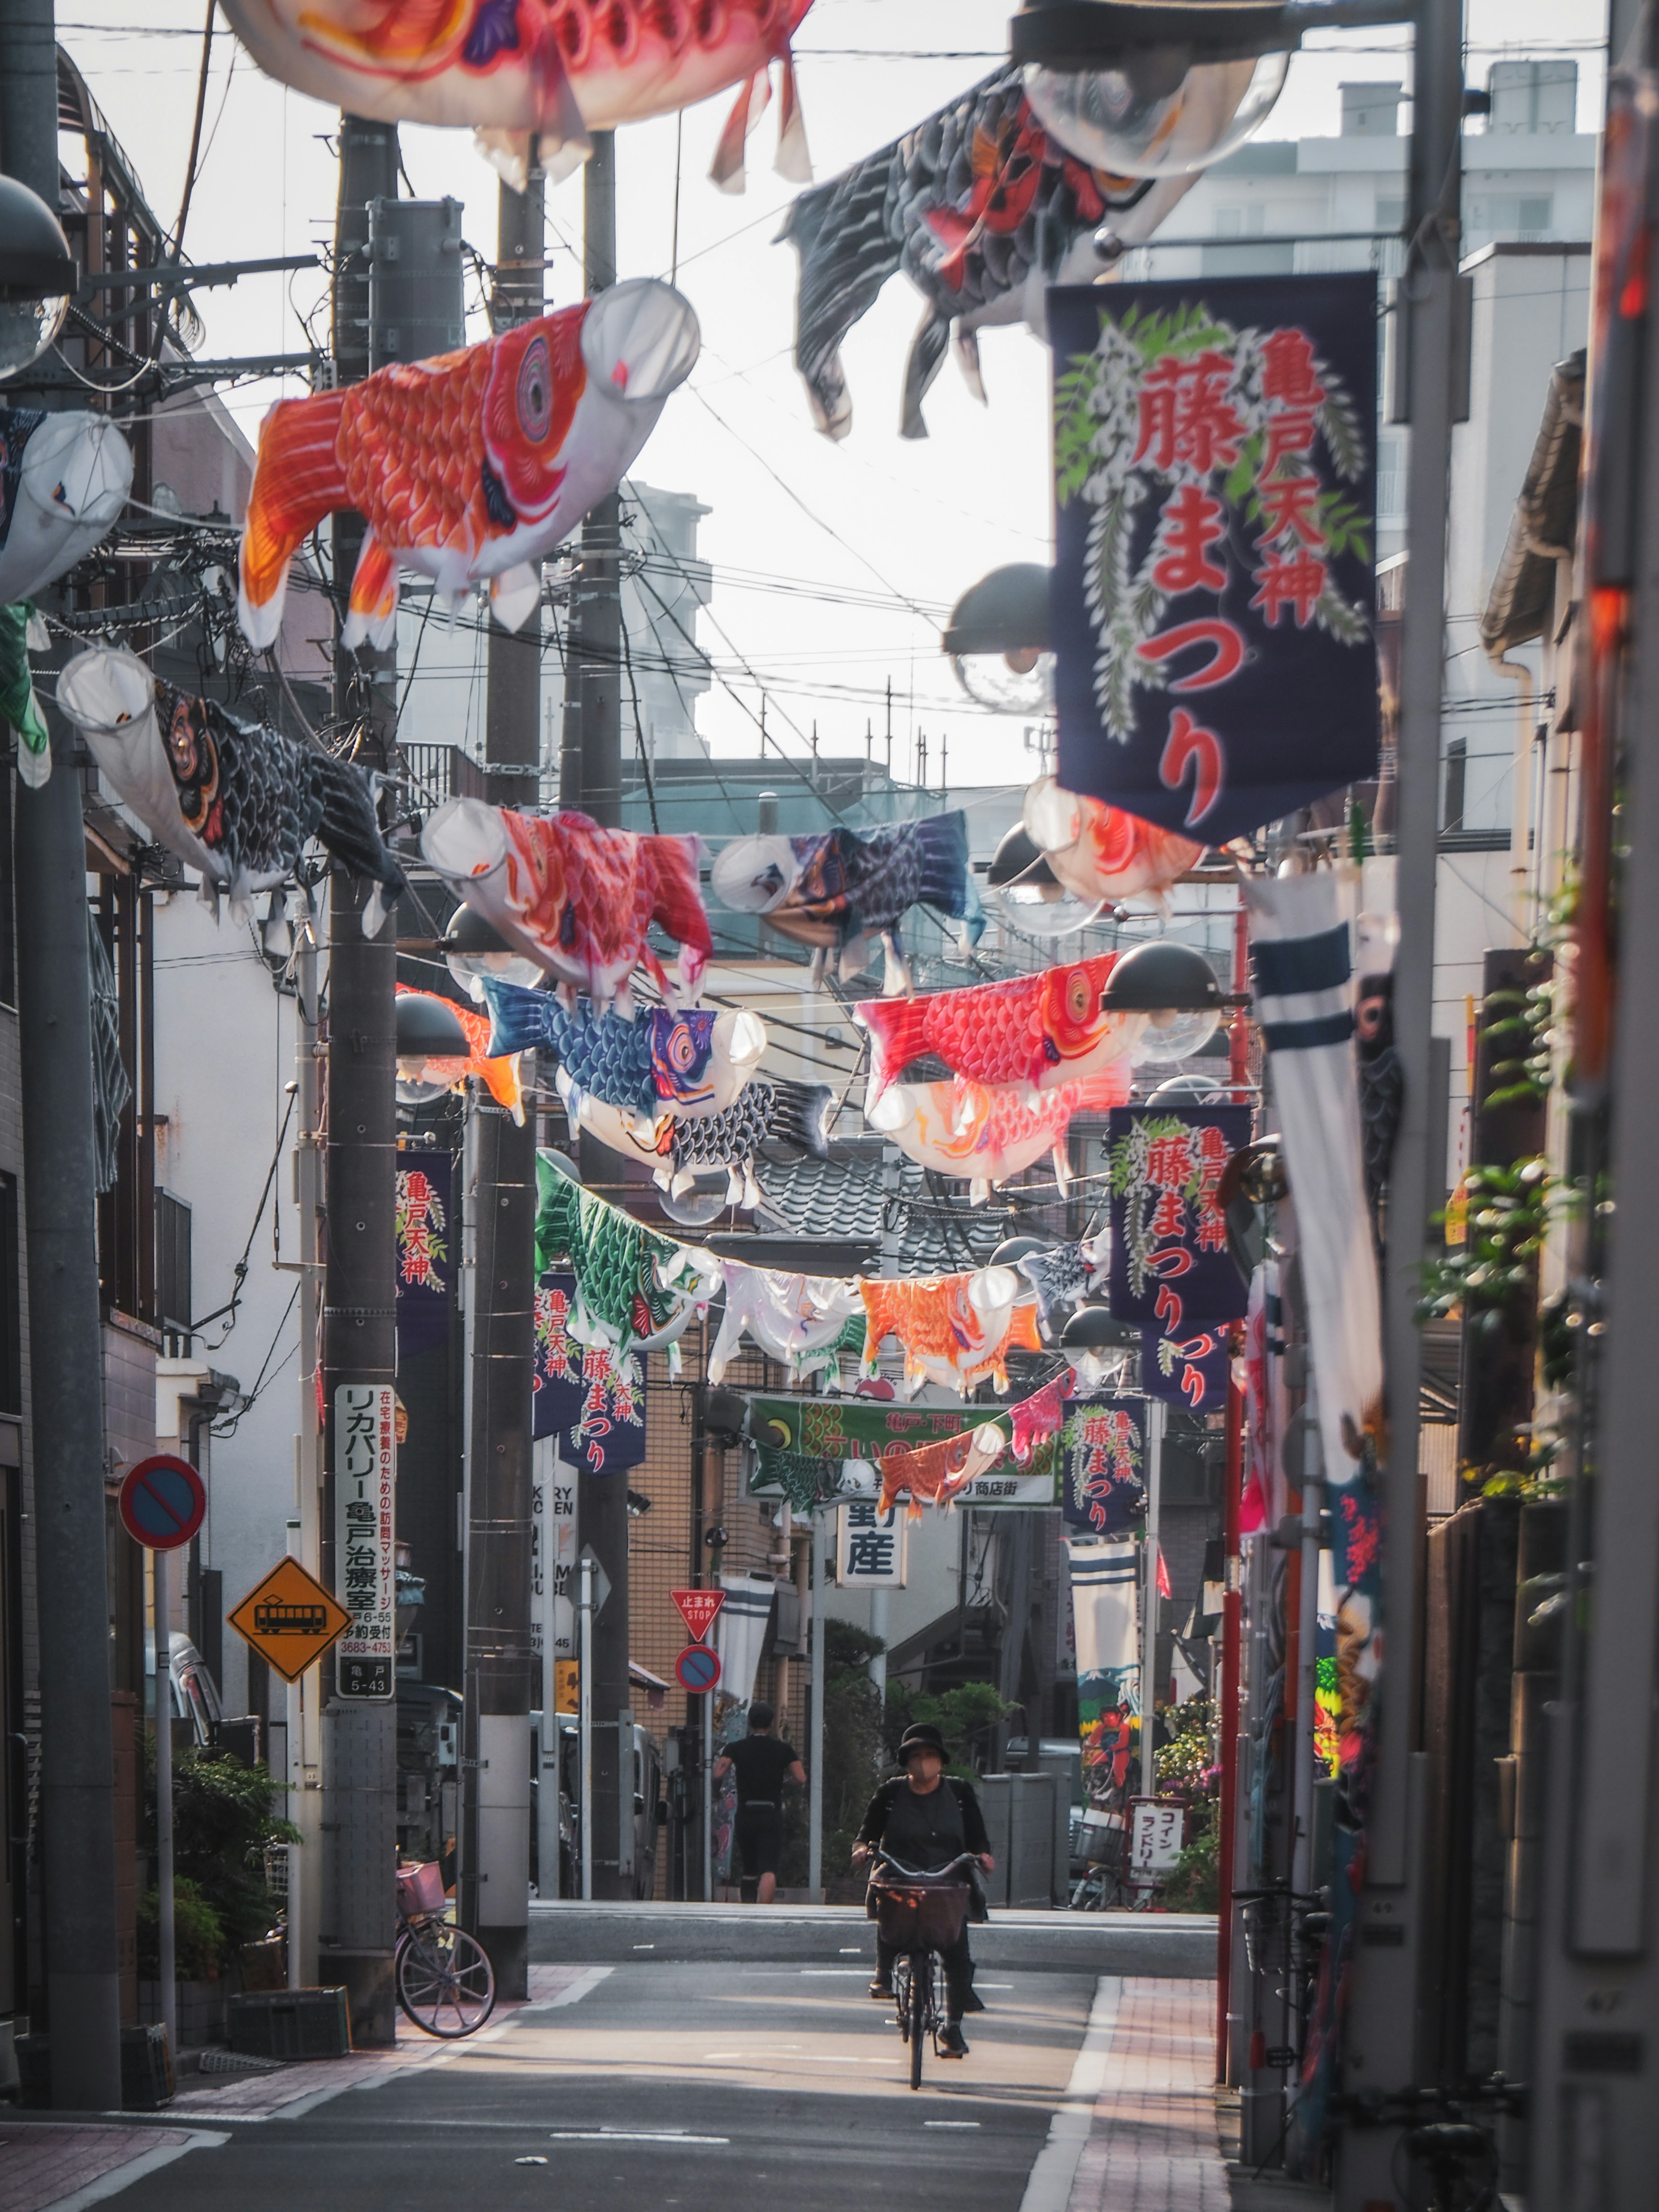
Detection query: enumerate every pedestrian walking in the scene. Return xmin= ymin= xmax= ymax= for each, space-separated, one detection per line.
xmin=714 ymin=1702 xmax=805 ymax=1903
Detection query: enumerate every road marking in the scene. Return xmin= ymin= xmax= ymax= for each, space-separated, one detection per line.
xmin=521 ymin=1965 xmax=615 ymax=2012
xmin=633 ymin=1943 xmax=655 ymax=1950
xmin=36 ymin=2129 xmax=228 ymax=2212
xmin=1016 ymin=1976 xmax=1121 ymax=2212
xmin=516 ymin=2157 xmax=549 ymax=2165
xmin=923 ymin=2121 xmax=982 ymax=2130
xmin=799 ymin=1968 xmax=867 ymax=1976
xmin=547 ymin=2132 xmax=729 ymax=2146
xmin=839 ymin=1947 xmax=863 ymax=1954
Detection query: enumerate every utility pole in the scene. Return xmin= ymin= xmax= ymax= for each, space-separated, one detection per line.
xmin=459 ymin=168 xmax=543 ymax=1998
xmin=1333 ymin=0 xmax=1464 ymax=2193
xmin=1 ymin=0 xmax=123 ymax=2112
xmin=560 ymin=130 xmax=631 ymax=1900
xmin=289 ymin=907 xmax=323 ymax=1986
xmin=1140 ymin=1401 xmax=1165 ymax=1801
xmin=319 ymin=111 xmax=401 ymax=2048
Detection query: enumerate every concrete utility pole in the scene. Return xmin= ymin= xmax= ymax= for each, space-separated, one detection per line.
xmin=560 ymin=130 xmax=632 ymax=1900
xmin=0 ymin=0 xmax=123 ymax=2112
xmin=319 ymin=112 xmax=402 ymax=2047
xmin=289 ymin=909 xmax=323 ymax=1987
xmin=1333 ymin=0 xmax=1465 ymax=2192
xmin=1528 ymin=19 xmax=1659 ymax=2204
xmin=459 ymin=168 xmax=544 ymax=1998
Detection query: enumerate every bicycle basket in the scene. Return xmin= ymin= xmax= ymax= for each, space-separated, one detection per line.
xmin=396 ymin=1861 xmax=447 ymax=1919
xmin=874 ymin=1877 xmax=969 ymax=1951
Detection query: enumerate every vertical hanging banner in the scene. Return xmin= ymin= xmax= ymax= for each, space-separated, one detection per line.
xmin=394 ymin=1149 xmax=453 ymax=1361
xmin=1140 ymin=1325 xmax=1232 ymax=1411
xmin=531 ymin=1437 xmax=579 ymax=1681
xmin=334 ymin=1382 xmax=396 ymax=1700
xmin=1062 ymin=1396 xmax=1149 ymax=1535
xmin=1050 ymin=273 xmax=1379 ymax=842
xmin=1067 ymin=1540 xmax=1141 ymax=1813
xmin=1105 ymin=1104 xmax=1250 ymax=1329
xmin=533 ymin=1271 xmax=646 ymax=1475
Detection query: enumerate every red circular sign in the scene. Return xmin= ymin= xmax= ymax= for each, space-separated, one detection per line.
xmin=675 ymin=1643 xmax=721 ymax=1695
xmin=119 ymin=1454 xmax=206 ymax=1552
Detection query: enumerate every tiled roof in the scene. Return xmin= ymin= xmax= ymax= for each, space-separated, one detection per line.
xmin=753 ymin=1146 xmax=1011 ymax=1275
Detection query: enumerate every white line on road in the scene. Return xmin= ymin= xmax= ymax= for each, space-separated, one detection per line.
xmin=522 ymin=1966 xmax=615 ymax=2012
xmin=798 ymin=1969 xmax=867 ymax=1976
xmin=1016 ymin=1976 xmax=1121 ymax=2212
xmin=547 ymin=2132 xmax=729 ymax=2145
xmin=923 ymin=2122 xmax=982 ymax=2129
xmin=36 ymin=2129 xmax=227 ymax=2212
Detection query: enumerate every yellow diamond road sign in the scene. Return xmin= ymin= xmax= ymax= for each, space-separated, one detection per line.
xmin=228 ymin=1557 xmax=352 ymax=1684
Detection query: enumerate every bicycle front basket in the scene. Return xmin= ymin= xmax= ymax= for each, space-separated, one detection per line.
xmin=396 ymin=1860 xmax=447 ymax=1918
xmin=875 ymin=1877 xmax=969 ymax=1951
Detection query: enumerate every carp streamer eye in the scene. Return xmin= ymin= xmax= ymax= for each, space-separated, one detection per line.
xmin=1066 ymin=969 xmax=1092 ymax=1023
xmin=517 ymin=335 xmax=553 ymax=441
xmin=667 ymin=1022 xmax=699 ymax=1073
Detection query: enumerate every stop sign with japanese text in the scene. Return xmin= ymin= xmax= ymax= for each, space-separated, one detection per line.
xmin=1050 ymin=274 xmax=1379 ymax=845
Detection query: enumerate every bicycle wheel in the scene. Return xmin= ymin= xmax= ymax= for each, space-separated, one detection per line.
xmin=396 ymin=1920 xmax=497 ymax=2037
xmin=909 ymin=1953 xmax=928 ymax=2091
xmin=895 ymin=1958 xmax=912 ymax=2043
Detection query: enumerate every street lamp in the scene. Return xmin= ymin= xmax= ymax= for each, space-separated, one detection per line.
xmin=1010 ymin=2 xmax=1296 ymax=178
xmin=987 ymin=821 xmax=1103 ymax=938
xmin=395 ymin=990 xmax=471 ymax=1106
xmin=443 ymin=901 xmax=544 ymax=1001
xmin=942 ymin=563 xmax=1054 ymax=715
xmin=1102 ymin=938 xmax=1224 ymax=1061
xmin=0 ymin=175 xmax=76 ymax=378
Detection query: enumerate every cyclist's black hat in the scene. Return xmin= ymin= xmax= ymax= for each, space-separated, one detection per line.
xmin=899 ymin=1724 xmax=946 ymax=1759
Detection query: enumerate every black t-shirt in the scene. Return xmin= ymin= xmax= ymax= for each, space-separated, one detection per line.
xmin=857 ymin=1776 xmax=990 ymax=1871
xmin=723 ymin=1734 xmax=800 ymax=1808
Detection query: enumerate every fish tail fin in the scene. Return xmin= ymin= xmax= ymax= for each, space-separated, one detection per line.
xmin=645 ymin=833 xmax=711 ymax=998
xmin=710 ymin=70 xmax=769 ymax=194
xmin=855 ymin=993 xmax=932 ymax=1111
xmin=771 ymin=1080 xmax=835 ymax=1159
xmin=305 ymin=749 xmax=407 ymax=906
xmin=776 ymin=146 xmax=899 ymax=443
xmin=912 ymin=810 xmax=984 ymax=941
xmin=900 ymin=308 xmax=950 ymax=442
xmin=773 ymin=48 xmax=812 ymax=184
xmin=239 ymin=389 xmax=349 ymax=649
xmin=478 ymin=974 xmax=551 ymax=1058
xmin=341 ymin=531 xmax=398 ymax=653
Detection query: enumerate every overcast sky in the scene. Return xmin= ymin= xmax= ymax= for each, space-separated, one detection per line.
xmin=64 ymin=0 xmax=1608 ymax=784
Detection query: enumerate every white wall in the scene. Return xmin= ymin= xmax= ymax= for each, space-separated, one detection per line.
xmin=149 ymin=887 xmax=305 ymax=1713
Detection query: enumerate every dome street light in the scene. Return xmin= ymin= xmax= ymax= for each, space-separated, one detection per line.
xmin=395 ymin=991 xmax=472 ymax=1106
xmin=943 ymin=562 xmax=1054 ymax=716
xmin=1101 ymin=937 xmax=1225 ymax=1062
xmin=987 ymin=821 xmax=1103 ymax=938
xmin=0 ymin=176 xmax=76 ymax=379
xmin=1010 ymin=1 xmax=1297 ymax=179
xmin=443 ymin=901 xmax=544 ymax=1000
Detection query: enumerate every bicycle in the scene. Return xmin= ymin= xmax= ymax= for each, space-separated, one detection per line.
xmin=394 ymin=1860 xmax=496 ymax=2038
xmin=869 ymin=1848 xmax=976 ymax=2093
xmin=1331 ymin=2078 xmax=1526 ymax=2211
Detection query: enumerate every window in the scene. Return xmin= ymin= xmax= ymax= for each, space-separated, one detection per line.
xmin=157 ymin=1191 xmax=192 ymax=1356
xmin=1443 ymin=737 xmax=1467 ymax=834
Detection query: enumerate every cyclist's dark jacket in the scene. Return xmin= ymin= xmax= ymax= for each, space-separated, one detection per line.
xmin=856 ymin=1776 xmax=990 ymax=1872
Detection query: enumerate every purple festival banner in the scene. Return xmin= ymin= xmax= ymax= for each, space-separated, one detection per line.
xmin=534 ymin=1271 xmax=646 ymax=1476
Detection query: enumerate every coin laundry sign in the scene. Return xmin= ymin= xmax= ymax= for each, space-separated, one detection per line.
xmin=1049 ymin=273 xmax=1379 ymax=845
xmin=335 ymin=1382 xmax=396 ymax=1702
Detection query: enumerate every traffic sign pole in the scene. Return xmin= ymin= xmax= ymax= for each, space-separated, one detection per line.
xmin=155 ymin=1546 xmax=174 ymax=2063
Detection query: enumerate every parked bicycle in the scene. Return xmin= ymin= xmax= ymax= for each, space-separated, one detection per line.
xmin=394 ymin=1861 xmax=496 ymax=2038
xmin=870 ymin=1848 xmax=977 ymax=2091
xmin=1331 ymin=2078 xmax=1526 ymax=2212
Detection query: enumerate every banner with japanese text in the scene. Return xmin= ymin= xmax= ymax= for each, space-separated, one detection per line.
xmin=1062 ymin=1396 xmax=1149 ymax=1535
xmin=1050 ymin=274 xmax=1379 ymax=843
xmin=395 ymin=1148 xmax=452 ymax=1362
xmin=1140 ymin=1326 xmax=1231 ymax=1412
xmin=533 ymin=1271 xmax=646 ymax=1475
xmin=747 ymin=1394 xmax=1060 ymax=1511
xmin=1105 ymin=1105 xmax=1250 ymax=1330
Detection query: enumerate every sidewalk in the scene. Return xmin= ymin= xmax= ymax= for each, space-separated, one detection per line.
xmin=1068 ymin=1979 xmax=1232 ymax=2212
xmin=0 ymin=1964 xmax=599 ymax=2209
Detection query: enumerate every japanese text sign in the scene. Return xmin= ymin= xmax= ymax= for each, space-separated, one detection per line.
xmin=1129 ymin=1798 xmax=1187 ymax=1880
xmin=1141 ymin=1324 xmax=1231 ymax=1411
xmin=534 ymin=1271 xmax=646 ymax=1475
xmin=1062 ymin=1397 xmax=1148 ymax=1535
xmin=671 ymin=1588 xmax=728 ymax=1642
xmin=395 ymin=1149 xmax=453 ymax=1362
xmin=836 ymin=1499 xmax=908 ymax=1587
xmin=1106 ymin=1105 xmax=1250 ymax=1330
xmin=1050 ymin=274 xmax=1379 ymax=844
xmin=334 ymin=1382 xmax=396 ymax=1701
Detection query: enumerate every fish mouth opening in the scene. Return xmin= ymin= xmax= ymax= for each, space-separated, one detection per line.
xmin=581 ymin=277 xmax=701 ymax=405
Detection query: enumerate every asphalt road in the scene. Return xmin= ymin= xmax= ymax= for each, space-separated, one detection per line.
xmin=111 ymin=1958 xmax=1106 ymax=2212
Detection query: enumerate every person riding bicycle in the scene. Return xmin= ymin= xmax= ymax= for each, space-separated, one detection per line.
xmin=852 ymin=1723 xmax=995 ymax=2059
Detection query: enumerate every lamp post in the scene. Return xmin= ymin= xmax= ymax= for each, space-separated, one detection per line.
xmin=0 ymin=173 xmax=74 ymax=377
